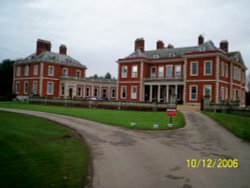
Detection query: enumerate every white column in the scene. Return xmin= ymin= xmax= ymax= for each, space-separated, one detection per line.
xmin=175 ymin=84 xmax=178 ymax=96
xmin=157 ymin=85 xmax=161 ymax=102
xmin=149 ymin=85 xmax=153 ymax=102
xmin=166 ymin=85 xmax=169 ymax=102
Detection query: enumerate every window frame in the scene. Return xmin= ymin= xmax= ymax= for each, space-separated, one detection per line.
xmin=24 ymin=81 xmax=29 ymax=94
xmin=61 ymin=85 xmax=65 ymax=96
xmin=166 ymin=65 xmax=173 ymax=78
xmin=86 ymin=87 xmax=90 ymax=97
xmin=189 ymin=85 xmax=198 ymax=101
xmin=158 ymin=66 xmax=164 ymax=78
xmin=24 ymin=65 xmax=29 ymax=76
xmin=33 ymin=65 xmax=38 ymax=76
xmin=121 ymin=66 xmax=128 ymax=78
xmin=16 ymin=66 xmax=21 ymax=77
xmin=150 ymin=66 xmax=157 ymax=78
xmin=203 ymin=85 xmax=211 ymax=97
xmin=131 ymin=86 xmax=137 ymax=99
xmin=77 ymin=86 xmax=82 ymax=97
xmin=131 ymin=65 xmax=138 ymax=78
xmin=190 ymin=62 xmax=198 ymax=76
xmin=15 ymin=82 xmax=20 ymax=93
xmin=47 ymin=82 xmax=54 ymax=95
xmin=120 ymin=86 xmax=127 ymax=99
xmin=175 ymin=65 xmax=181 ymax=78
xmin=48 ymin=66 xmax=54 ymax=76
xmin=32 ymin=81 xmax=37 ymax=94
xmin=204 ymin=61 xmax=212 ymax=76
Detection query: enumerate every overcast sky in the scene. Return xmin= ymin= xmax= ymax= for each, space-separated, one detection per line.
xmin=1 ymin=0 xmax=250 ymax=77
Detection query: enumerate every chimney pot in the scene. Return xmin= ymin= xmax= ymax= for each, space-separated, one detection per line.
xmin=134 ymin=38 xmax=145 ymax=52
xmin=220 ymin=40 xmax=229 ymax=52
xmin=36 ymin=39 xmax=51 ymax=55
xmin=156 ymin=40 xmax=164 ymax=49
xmin=198 ymin=35 xmax=204 ymax=45
xmin=59 ymin=44 xmax=67 ymax=55
xmin=167 ymin=44 xmax=174 ymax=49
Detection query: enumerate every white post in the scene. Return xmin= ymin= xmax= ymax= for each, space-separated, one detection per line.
xmin=158 ymin=85 xmax=161 ymax=102
xmin=150 ymin=85 xmax=153 ymax=102
xmin=166 ymin=85 xmax=169 ymax=102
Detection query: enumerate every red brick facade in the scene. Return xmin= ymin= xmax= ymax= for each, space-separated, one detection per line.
xmin=13 ymin=39 xmax=116 ymax=101
xmin=117 ymin=36 xmax=247 ymax=106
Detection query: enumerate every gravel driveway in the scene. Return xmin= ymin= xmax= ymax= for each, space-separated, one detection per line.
xmin=1 ymin=108 xmax=250 ymax=188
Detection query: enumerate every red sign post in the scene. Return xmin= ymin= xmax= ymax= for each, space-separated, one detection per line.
xmin=166 ymin=109 xmax=176 ymax=127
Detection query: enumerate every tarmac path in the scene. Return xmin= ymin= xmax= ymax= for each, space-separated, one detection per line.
xmin=1 ymin=108 xmax=250 ymax=188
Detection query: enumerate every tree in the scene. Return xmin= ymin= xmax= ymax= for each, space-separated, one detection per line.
xmin=104 ymin=72 xmax=112 ymax=79
xmin=0 ymin=59 xmax=15 ymax=100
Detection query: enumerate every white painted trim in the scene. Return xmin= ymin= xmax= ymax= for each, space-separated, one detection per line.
xmin=120 ymin=86 xmax=127 ymax=99
xmin=131 ymin=65 xmax=138 ymax=78
xmin=32 ymin=80 xmax=37 ymax=94
xmin=203 ymin=60 xmax=212 ymax=76
xmin=190 ymin=61 xmax=198 ymax=76
xmin=23 ymin=81 xmax=29 ymax=94
xmin=131 ymin=85 xmax=137 ymax=99
xmin=33 ymin=65 xmax=39 ymax=76
xmin=203 ymin=85 xmax=212 ymax=98
xmin=46 ymin=81 xmax=54 ymax=95
xmin=119 ymin=81 xmax=140 ymax=84
xmin=166 ymin=65 xmax=173 ymax=78
xmin=15 ymin=81 xmax=20 ymax=94
xmin=186 ymin=80 xmax=216 ymax=82
xmin=189 ymin=85 xmax=198 ymax=101
xmin=121 ymin=65 xmax=128 ymax=78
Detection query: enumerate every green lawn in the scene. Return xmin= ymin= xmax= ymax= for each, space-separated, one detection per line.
xmin=0 ymin=111 xmax=89 ymax=188
xmin=0 ymin=102 xmax=185 ymax=130
xmin=204 ymin=112 xmax=250 ymax=141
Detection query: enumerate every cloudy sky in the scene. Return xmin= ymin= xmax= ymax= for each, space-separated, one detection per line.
xmin=1 ymin=0 xmax=250 ymax=77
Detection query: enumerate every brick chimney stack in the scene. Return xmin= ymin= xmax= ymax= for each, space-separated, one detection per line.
xmin=134 ymin=38 xmax=145 ymax=52
xmin=59 ymin=44 xmax=67 ymax=55
xmin=156 ymin=40 xmax=164 ymax=49
xmin=36 ymin=39 xmax=51 ymax=55
xmin=198 ymin=35 xmax=204 ymax=45
xmin=220 ymin=40 xmax=229 ymax=52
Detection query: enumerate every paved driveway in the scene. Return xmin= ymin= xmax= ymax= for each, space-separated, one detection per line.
xmin=1 ymin=108 xmax=250 ymax=188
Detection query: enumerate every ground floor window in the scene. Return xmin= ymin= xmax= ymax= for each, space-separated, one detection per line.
xmin=120 ymin=86 xmax=126 ymax=99
xmin=24 ymin=81 xmax=28 ymax=94
xmin=220 ymin=87 xmax=224 ymax=100
xmin=102 ymin=88 xmax=107 ymax=98
xmin=47 ymin=82 xmax=54 ymax=95
xmin=111 ymin=89 xmax=116 ymax=98
xmin=61 ymin=85 xmax=65 ymax=96
xmin=94 ymin=88 xmax=98 ymax=97
xmin=86 ymin=87 xmax=90 ymax=97
xmin=203 ymin=85 xmax=211 ymax=97
xmin=190 ymin=85 xmax=197 ymax=100
xmin=32 ymin=81 xmax=37 ymax=94
xmin=77 ymin=86 xmax=82 ymax=97
xmin=16 ymin=82 xmax=20 ymax=93
xmin=131 ymin=86 xmax=137 ymax=99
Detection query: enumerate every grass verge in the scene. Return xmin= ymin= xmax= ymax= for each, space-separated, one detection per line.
xmin=0 ymin=111 xmax=89 ymax=188
xmin=204 ymin=112 xmax=250 ymax=141
xmin=0 ymin=102 xmax=185 ymax=130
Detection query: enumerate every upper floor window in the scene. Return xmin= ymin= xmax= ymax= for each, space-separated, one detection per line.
xmin=166 ymin=65 xmax=172 ymax=78
xmin=225 ymin=64 xmax=228 ymax=78
xmin=48 ymin=66 xmax=54 ymax=76
xmin=33 ymin=65 xmax=38 ymax=76
xmin=132 ymin=65 xmax=138 ymax=78
xmin=175 ymin=65 xmax=181 ymax=78
xmin=234 ymin=66 xmax=241 ymax=81
xmin=242 ymin=72 xmax=245 ymax=83
xmin=151 ymin=67 xmax=156 ymax=78
xmin=190 ymin=62 xmax=198 ymax=76
xmin=204 ymin=61 xmax=212 ymax=75
xmin=62 ymin=68 xmax=68 ymax=76
xmin=76 ymin=70 xmax=81 ymax=78
xmin=24 ymin=65 xmax=29 ymax=76
xmin=221 ymin=62 xmax=225 ymax=77
xmin=16 ymin=66 xmax=21 ymax=77
xmin=158 ymin=66 xmax=164 ymax=78
xmin=121 ymin=66 xmax=127 ymax=78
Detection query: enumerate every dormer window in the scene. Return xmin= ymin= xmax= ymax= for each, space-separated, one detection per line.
xmin=169 ymin=53 xmax=176 ymax=57
xmin=152 ymin=54 xmax=160 ymax=58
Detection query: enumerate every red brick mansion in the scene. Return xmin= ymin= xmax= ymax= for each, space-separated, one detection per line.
xmin=117 ymin=35 xmax=247 ymax=106
xmin=13 ymin=39 xmax=117 ymax=101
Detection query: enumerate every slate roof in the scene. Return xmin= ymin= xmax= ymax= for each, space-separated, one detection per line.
xmin=126 ymin=41 xmax=218 ymax=59
xmin=16 ymin=51 xmax=86 ymax=68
